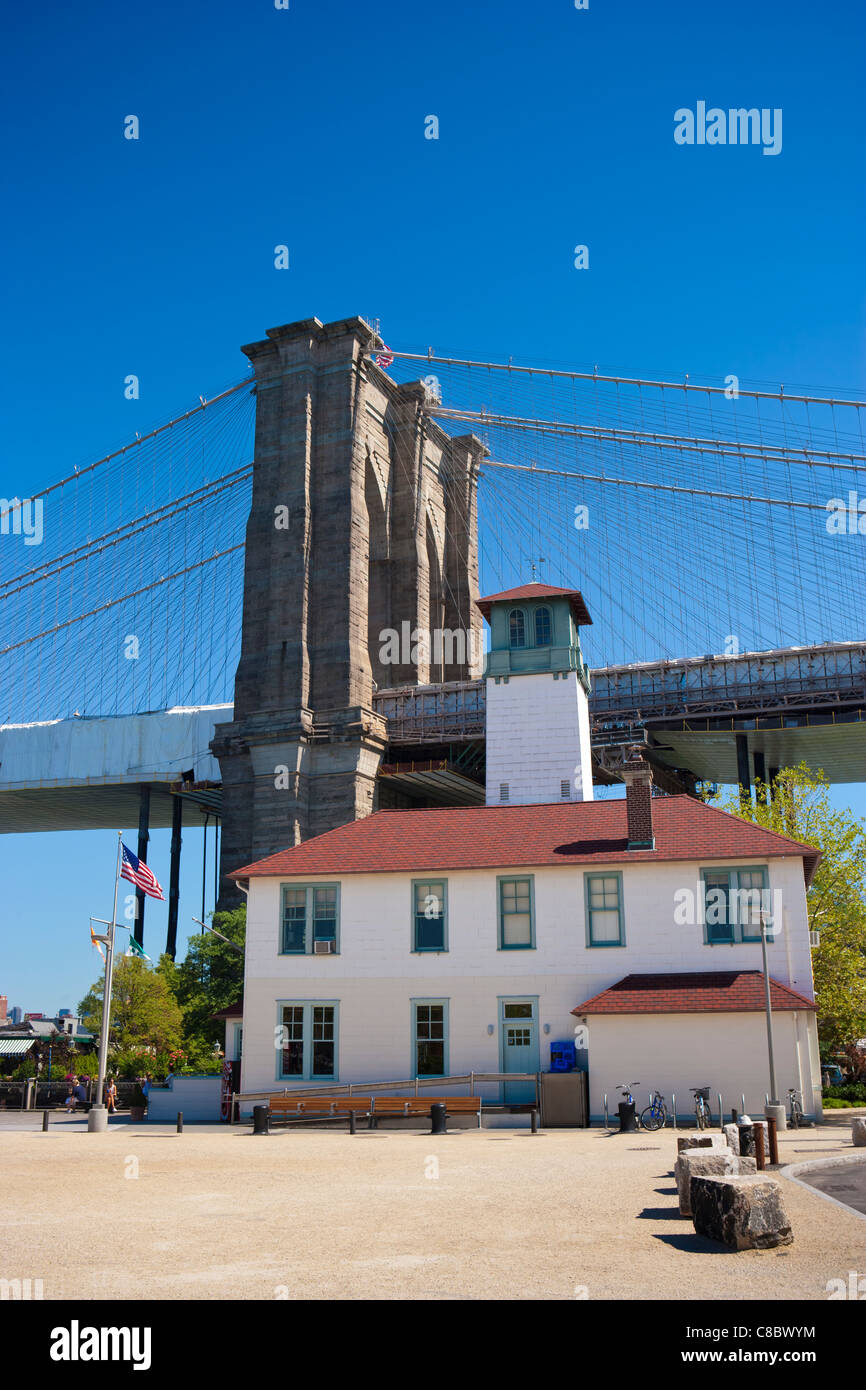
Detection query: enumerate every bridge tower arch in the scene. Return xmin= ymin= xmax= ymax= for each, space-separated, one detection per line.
xmin=212 ymin=316 xmax=485 ymax=902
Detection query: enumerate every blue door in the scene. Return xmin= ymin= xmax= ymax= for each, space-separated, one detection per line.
xmin=500 ymin=999 xmax=539 ymax=1104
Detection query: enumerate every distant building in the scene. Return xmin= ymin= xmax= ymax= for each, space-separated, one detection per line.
xmin=0 ymin=996 xmax=6 ymax=1024
xmin=9 ymin=1006 xmax=22 ymax=1025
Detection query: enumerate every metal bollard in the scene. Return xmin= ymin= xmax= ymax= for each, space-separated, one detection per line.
xmin=731 ymin=1108 xmax=738 ymax=1124
xmin=717 ymin=1094 xmax=723 ymax=1130
xmin=177 ymin=1111 xmax=183 ymax=1133
xmin=252 ymin=1104 xmax=270 ymax=1136
xmin=430 ymin=1102 xmax=447 ymax=1135
xmin=766 ymin=1115 xmax=780 ymax=1166
xmin=618 ymin=1101 xmax=637 ymax=1134
xmin=603 ymin=1094 xmax=609 ymax=1129
xmin=754 ymin=1122 xmax=766 ymax=1171
xmin=671 ymin=1093 xmax=676 ymax=1128
xmin=348 ymin=1111 xmax=356 ymax=1135
xmin=42 ymin=1110 xmax=49 ymax=1132
xmin=530 ymin=1109 xmax=538 ymax=1135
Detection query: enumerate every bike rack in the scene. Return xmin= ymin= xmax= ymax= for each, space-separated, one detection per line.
xmin=717 ymin=1093 xmax=723 ymax=1129
xmin=670 ymin=1092 xmax=676 ymax=1128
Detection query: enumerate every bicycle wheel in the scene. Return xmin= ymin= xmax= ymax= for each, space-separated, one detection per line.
xmin=640 ymin=1105 xmax=663 ymax=1131
xmin=696 ymin=1103 xmax=707 ymax=1131
xmin=790 ymin=1103 xmax=801 ymax=1129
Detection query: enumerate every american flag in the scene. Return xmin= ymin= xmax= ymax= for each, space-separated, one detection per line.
xmin=374 ymin=344 xmax=395 ymax=367
xmin=120 ymin=843 xmax=165 ymax=901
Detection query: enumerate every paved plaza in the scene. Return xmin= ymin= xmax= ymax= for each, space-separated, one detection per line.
xmin=2 ymin=1115 xmax=864 ymax=1301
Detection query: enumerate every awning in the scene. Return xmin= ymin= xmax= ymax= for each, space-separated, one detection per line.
xmin=0 ymin=1038 xmax=36 ymax=1056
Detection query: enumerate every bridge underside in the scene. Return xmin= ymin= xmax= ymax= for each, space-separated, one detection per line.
xmin=0 ymin=781 xmax=217 ymax=835
xmin=644 ymin=717 xmax=866 ymax=786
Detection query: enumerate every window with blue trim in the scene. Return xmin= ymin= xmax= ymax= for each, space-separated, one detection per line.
xmin=413 ymin=880 xmax=447 ymax=951
xmin=281 ymin=884 xmax=340 ymax=954
xmin=701 ymin=866 xmax=770 ymax=944
xmin=278 ymin=1002 xmax=337 ymax=1080
xmin=499 ymin=877 xmax=534 ymax=948
xmin=508 ymin=608 xmax=526 ymax=648
xmin=413 ymin=1000 xmax=448 ymax=1077
xmin=585 ymin=873 xmax=624 ymax=946
xmin=534 ymin=606 xmax=552 ymax=646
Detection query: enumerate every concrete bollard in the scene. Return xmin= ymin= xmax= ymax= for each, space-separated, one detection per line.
xmin=851 ymin=1118 xmax=866 ymax=1148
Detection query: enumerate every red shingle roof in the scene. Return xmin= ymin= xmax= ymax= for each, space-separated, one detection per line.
xmin=231 ymin=796 xmax=819 ymax=883
xmin=572 ymin=971 xmax=816 ymax=1015
xmin=476 ymin=583 xmax=592 ymax=626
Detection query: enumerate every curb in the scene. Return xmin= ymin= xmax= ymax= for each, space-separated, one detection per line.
xmin=780 ymin=1151 xmax=866 ymax=1222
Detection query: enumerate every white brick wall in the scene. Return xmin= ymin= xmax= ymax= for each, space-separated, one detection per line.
xmin=485 ymin=670 xmax=594 ymax=804
xmin=240 ymin=853 xmax=817 ymax=1106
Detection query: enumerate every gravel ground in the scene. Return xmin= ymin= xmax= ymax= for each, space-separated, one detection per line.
xmin=2 ymin=1116 xmax=864 ymax=1301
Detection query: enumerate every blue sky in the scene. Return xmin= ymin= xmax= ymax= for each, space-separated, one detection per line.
xmin=2 ymin=0 xmax=864 ymax=1013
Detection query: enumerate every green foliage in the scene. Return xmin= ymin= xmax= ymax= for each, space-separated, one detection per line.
xmin=75 ymin=909 xmax=243 ymax=1078
xmin=823 ymin=1083 xmax=866 ymax=1104
xmin=164 ymin=907 xmax=245 ymax=1057
xmin=79 ymin=953 xmax=184 ymax=1059
xmin=70 ymin=1053 xmax=99 ymax=1078
xmin=714 ymin=764 xmax=866 ymax=1051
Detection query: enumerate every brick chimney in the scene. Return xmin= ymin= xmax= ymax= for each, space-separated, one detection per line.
xmin=622 ymin=751 xmax=655 ymax=850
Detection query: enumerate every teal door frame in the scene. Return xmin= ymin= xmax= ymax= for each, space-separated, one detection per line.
xmin=498 ymin=996 xmax=540 ymax=1104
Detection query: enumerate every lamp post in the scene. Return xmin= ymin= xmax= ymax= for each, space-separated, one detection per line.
xmin=88 ymin=833 xmax=122 ymax=1133
xmin=760 ymin=910 xmax=787 ymax=1131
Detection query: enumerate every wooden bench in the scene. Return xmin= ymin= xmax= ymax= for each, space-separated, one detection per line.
xmin=268 ymin=1096 xmax=373 ymax=1126
xmin=371 ymin=1096 xmax=483 ymax=1128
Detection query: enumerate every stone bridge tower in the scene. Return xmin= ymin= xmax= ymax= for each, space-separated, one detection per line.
xmin=213 ymin=316 xmax=485 ymax=898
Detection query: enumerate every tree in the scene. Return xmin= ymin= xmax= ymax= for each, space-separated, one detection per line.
xmin=79 ymin=954 xmax=183 ymax=1057
xmin=164 ymin=906 xmax=245 ymax=1056
xmin=713 ymin=763 xmax=866 ymax=1052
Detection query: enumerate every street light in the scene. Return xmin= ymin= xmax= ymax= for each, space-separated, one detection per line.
xmin=760 ymin=909 xmax=786 ymax=1131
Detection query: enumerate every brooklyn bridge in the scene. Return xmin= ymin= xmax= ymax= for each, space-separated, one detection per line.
xmin=2 ymin=315 xmax=864 ymax=953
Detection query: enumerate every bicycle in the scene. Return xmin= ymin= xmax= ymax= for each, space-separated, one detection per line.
xmin=640 ymin=1090 xmax=668 ymax=1131
xmin=691 ymin=1086 xmax=712 ymax=1130
xmin=787 ymin=1088 xmax=804 ymax=1128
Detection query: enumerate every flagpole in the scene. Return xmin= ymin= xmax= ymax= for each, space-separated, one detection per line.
xmin=88 ymin=832 xmax=122 ymax=1133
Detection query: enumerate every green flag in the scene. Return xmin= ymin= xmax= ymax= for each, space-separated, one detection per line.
xmin=126 ymin=936 xmax=152 ymax=963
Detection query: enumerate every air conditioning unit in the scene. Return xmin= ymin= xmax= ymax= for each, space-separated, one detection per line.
xmin=809 ymin=930 xmax=820 ymax=948
xmin=313 ymin=940 xmax=334 ymax=955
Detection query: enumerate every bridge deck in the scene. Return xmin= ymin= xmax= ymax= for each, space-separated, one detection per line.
xmin=2 ymin=643 xmax=864 ymax=832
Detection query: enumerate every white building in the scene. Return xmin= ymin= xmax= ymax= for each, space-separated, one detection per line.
xmin=232 ymin=586 xmax=823 ymax=1121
